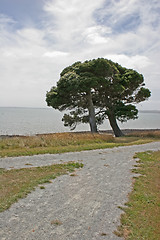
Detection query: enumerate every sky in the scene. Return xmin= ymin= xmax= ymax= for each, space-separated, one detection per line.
xmin=0 ymin=0 xmax=160 ymax=110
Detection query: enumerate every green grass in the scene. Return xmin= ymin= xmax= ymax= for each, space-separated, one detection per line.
xmin=0 ymin=132 xmax=158 ymax=157
xmin=115 ymin=151 xmax=160 ymax=239
xmin=0 ymin=162 xmax=83 ymax=212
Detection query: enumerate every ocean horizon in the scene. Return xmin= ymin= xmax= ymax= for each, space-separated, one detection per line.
xmin=0 ymin=107 xmax=160 ymax=136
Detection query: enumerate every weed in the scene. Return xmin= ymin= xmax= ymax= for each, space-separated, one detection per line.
xmin=70 ymin=173 xmax=78 ymax=177
xmin=100 ymin=232 xmax=108 ymax=236
xmin=104 ymin=164 xmax=109 ymax=167
xmin=51 ymin=219 xmax=62 ymax=225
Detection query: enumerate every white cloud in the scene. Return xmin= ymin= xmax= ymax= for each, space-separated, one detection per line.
xmin=16 ymin=28 xmax=45 ymax=44
xmin=83 ymin=26 xmax=111 ymax=44
xmin=104 ymin=54 xmax=152 ymax=71
xmin=0 ymin=14 xmax=16 ymax=26
xmin=0 ymin=17 xmax=71 ymax=107
xmin=43 ymin=0 xmax=106 ymax=49
xmin=0 ymin=0 xmax=160 ymax=110
xmin=44 ymin=0 xmax=105 ymax=22
xmin=43 ymin=51 xmax=69 ymax=58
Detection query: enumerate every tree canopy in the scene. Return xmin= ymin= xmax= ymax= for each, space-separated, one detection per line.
xmin=46 ymin=58 xmax=151 ymax=137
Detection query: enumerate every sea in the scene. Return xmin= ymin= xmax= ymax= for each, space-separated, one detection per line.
xmin=0 ymin=107 xmax=160 ymax=136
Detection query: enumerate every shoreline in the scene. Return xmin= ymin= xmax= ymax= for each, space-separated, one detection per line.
xmin=0 ymin=128 xmax=160 ymax=139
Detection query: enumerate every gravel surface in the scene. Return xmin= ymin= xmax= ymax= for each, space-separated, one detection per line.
xmin=0 ymin=142 xmax=160 ymax=240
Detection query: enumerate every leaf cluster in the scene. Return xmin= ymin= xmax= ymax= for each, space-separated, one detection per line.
xmin=46 ymin=58 xmax=151 ymax=129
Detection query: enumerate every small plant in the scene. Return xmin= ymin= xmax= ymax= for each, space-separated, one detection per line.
xmin=39 ymin=186 xmax=45 ymax=189
xmin=104 ymin=164 xmax=109 ymax=167
xmin=70 ymin=173 xmax=78 ymax=177
xmin=51 ymin=219 xmax=62 ymax=225
xmin=100 ymin=232 xmax=108 ymax=236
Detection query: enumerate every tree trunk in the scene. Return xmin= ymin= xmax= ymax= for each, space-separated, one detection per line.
xmin=108 ymin=112 xmax=124 ymax=137
xmin=86 ymin=92 xmax=98 ymax=133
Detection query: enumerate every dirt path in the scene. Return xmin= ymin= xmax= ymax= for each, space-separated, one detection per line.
xmin=0 ymin=142 xmax=160 ymax=240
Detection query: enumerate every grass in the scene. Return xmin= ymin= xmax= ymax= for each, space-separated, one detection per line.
xmin=127 ymin=130 xmax=160 ymax=139
xmin=0 ymin=131 xmax=159 ymax=157
xmin=115 ymin=150 xmax=160 ymax=239
xmin=0 ymin=161 xmax=83 ymax=212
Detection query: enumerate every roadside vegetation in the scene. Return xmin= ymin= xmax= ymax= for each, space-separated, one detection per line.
xmin=115 ymin=150 xmax=160 ymax=239
xmin=0 ymin=131 xmax=159 ymax=158
xmin=0 ymin=162 xmax=83 ymax=212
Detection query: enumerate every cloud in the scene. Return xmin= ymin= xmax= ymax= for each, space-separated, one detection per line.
xmin=0 ymin=16 xmax=70 ymax=107
xmin=43 ymin=51 xmax=69 ymax=58
xmin=0 ymin=0 xmax=160 ymax=109
xmin=96 ymin=0 xmax=160 ymax=31
xmin=43 ymin=0 xmax=106 ymax=49
xmin=104 ymin=54 xmax=152 ymax=70
xmin=0 ymin=13 xmax=15 ymax=25
xmin=82 ymin=26 xmax=111 ymax=44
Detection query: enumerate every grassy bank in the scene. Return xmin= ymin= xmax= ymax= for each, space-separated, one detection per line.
xmin=0 ymin=162 xmax=83 ymax=212
xmin=1 ymin=131 xmax=159 ymax=157
xmin=115 ymin=150 xmax=160 ymax=239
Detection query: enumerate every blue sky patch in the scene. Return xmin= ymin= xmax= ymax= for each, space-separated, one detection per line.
xmin=0 ymin=0 xmax=45 ymax=28
xmin=113 ymin=13 xmax=141 ymax=33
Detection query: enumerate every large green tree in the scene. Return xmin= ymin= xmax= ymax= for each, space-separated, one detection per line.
xmin=46 ymin=58 xmax=151 ymax=137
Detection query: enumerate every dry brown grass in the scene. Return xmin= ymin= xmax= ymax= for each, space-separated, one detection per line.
xmin=0 ymin=132 xmax=114 ymax=149
xmin=127 ymin=130 xmax=160 ymax=139
xmin=0 ymin=132 xmax=115 ymax=157
xmin=0 ymin=131 xmax=158 ymax=158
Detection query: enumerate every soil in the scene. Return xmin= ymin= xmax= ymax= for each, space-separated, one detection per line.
xmin=0 ymin=142 xmax=160 ymax=240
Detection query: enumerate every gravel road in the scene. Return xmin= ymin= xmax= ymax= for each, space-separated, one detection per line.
xmin=0 ymin=142 xmax=160 ymax=240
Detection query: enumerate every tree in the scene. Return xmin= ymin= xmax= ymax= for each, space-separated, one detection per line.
xmin=46 ymin=61 xmax=99 ymax=132
xmin=46 ymin=58 xmax=151 ymax=137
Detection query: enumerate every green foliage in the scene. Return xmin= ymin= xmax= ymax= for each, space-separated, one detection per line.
xmin=135 ymin=87 xmax=151 ymax=102
xmin=46 ymin=58 xmax=151 ymax=135
xmin=114 ymin=103 xmax=138 ymax=122
xmin=62 ymin=109 xmax=89 ymax=130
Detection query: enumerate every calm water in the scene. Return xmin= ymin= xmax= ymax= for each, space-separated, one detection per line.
xmin=0 ymin=107 xmax=160 ymax=136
